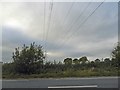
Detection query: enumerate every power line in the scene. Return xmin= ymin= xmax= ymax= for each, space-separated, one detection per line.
xmin=50 ymin=2 xmax=75 ymax=43
xmin=41 ymin=2 xmax=75 ymax=56
xmin=53 ymin=2 xmax=92 ymax=49
xmin=62 ymin=1 xmax=92 ymax=41
xmin=42 ymin=0 xmax=46 ymax=46
xmin=42 ymin=0 xmax=47 ymax=61
xmin=59 ymin=1 xmax=105 ymax=49
xmin=62 ymin=2 xmax=75 ymax=25
xmin=44 ymin=0 xmax=54 ymax=60
xmin=45 ymin=1 xmax=53 ymax=49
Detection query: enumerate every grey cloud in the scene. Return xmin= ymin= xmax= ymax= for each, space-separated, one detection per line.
xmin=1 ymin=2 xmax=118 ymax=62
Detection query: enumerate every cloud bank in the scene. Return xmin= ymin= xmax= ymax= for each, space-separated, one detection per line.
xmin=1 ymin=2 xmax=118 ymax=62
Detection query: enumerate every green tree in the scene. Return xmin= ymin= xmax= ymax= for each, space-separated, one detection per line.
xmin=111 ymin=42 xmax=120 ymax=67
xmin=73 ymin=58 xmax=79 ymax=65
xmin=64 ymin=58 xmax=72 ymax=65
xmin=95 ymin=59 xmax=100 ymax=63
xmin=90 ymin=61 xmax=95 ymax=67
xmin=104 ymin=58 xmax=111 ymax=66
xmin=94 ymin=58 xmax=101 ymax=68
xmin=79 ymin=56 xmax=88 ymax=64
xmin=12 ymin=42 xmax=45 ymax=74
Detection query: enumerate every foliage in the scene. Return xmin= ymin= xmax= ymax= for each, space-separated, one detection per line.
xmin=2 ymin=42 xmax=120 ymax=78
xmin=73 ymin=58 xmax=79 ymax=65
xmin=79 ymin=56 xmax=88 ymax=64
xmin=111 ymin=42 xmax=120 ymax=67
xmin=63 ymin=58 xmax=72 ymax=65
xmin=12 ymin=42 xmax=45 ymax=74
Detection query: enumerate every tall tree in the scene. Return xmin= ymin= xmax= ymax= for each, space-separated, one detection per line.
xmin=111 ymin=42 xmax=120 ymax=67
xmin=12 ymin=42 xmax=45 ymax=74
xmin=64 ymin=58 xmax=72 ymax=65
xmin=73 ymin=58 xmax=79 ymax=65
xmin=95 ymin=59 xmax=100 ymax=63
xmin=104 ymin=58 xmax=111 ymax=66
xmin=79 ymin=56 xmax=88 ymax=64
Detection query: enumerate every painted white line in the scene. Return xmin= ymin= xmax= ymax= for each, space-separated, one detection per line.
xmin=48 ymin=85 xmax=98 ymax=88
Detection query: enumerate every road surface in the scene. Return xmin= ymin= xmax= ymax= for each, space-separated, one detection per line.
xmin=2 ymin=77 xmax=119 ymax=88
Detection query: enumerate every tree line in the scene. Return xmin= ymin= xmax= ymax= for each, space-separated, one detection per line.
xmin=2 ymin=42 xmax=120 ymax=77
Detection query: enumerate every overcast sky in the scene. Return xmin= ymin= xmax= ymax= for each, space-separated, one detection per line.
xmin=0 ymin=1 xmax=118 ymax=62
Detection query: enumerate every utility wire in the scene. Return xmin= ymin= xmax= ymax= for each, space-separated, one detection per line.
xmin=42 ymin=0 xmax=46 ymax=61
xmin=45 ymin=1 xmax=53 ymax=49
xmin=59 ymin=1 xmax=105 ymax=49
xmin=53 ymin=2 xmax=75 ymax=42
xmin=43 ymin=0 xmax=46 ymax=46
xmin=44 ymin=0 xmax=53 ymax=60
xmin=62 ymin=2 xmax=75 ymax=25
xmin=62 ymin=1 xmax=92 ymax=41
xmin=53 ymin=2 xmax=91 ymax=49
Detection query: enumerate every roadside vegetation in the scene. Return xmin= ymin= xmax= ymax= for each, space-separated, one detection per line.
xmin=2 ymin=42 xmax=120 ymax=79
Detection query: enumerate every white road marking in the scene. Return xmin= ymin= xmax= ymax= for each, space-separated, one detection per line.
xmin=48 ymin=85 xmax=98 ymax=88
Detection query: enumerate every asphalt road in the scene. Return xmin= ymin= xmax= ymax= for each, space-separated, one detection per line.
xmin=2 ymin=77 xmax=119 ymax=88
